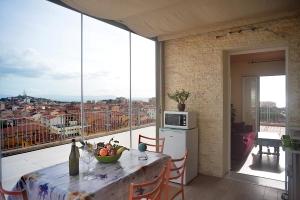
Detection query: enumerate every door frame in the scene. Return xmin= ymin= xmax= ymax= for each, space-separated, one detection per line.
xmin=224 ymin=46 xmax=288 ymax=173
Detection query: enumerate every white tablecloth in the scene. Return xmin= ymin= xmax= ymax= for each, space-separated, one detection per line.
xmin=9 ymin=149 xmax=169 ymax=200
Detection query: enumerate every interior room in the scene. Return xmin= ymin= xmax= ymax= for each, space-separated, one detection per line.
xmin=1 ymin=1 xmax=300 ymax=200
xmin=230 ymin=50 xmax=286 ymax=182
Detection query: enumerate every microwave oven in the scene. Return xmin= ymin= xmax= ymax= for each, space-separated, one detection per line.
xmin=164 ymin=111 xmax=197 ymax=129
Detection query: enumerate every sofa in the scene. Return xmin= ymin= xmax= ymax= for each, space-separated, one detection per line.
xmin=231 ymin=122 xmax=256 ymax=160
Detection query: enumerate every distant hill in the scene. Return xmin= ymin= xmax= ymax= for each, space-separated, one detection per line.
xmin=0 ymin=95 xmax=154 ymax=103
xmin=0 ymin=95 xmax=67 ymax=104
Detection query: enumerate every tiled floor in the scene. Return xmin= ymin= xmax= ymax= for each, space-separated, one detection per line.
xmin=234 ymin=145 xmax=285 ymax=181
xmin=232 ymin=131 xmax=285 ymax=182
xmin=228 ymin=172 xmax=285 ymax=190
xmin=180 ymin=174 xmax=284 ymax=200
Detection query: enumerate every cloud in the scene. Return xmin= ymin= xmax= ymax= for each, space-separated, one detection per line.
xmin=51 ymin=72 xmax=80 ymax=80
xmin=0 ymin=65 xmax=42 ymax=77
xmin=0 ymin=48 xmax=50 ymax=77
xmin=0 ymin=48 xmax=117 ymax=81
xmin=0 ymin=48 xmax=80 ymax=79
xmin=85 ymin=70 xmax=109 ymax=79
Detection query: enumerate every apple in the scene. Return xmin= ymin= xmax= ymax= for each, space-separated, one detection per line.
xmin=99 ymin=148 xmax=108 ymax=157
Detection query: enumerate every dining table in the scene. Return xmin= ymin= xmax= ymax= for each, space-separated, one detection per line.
xmin=9 ymin=149 xmax=170 ymax=200
xmin=256 ymin=131 xmax=282 ymax=159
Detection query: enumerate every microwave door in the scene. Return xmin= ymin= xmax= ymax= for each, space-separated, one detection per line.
xmin=165 ymin=114 xmax=180 ymax=126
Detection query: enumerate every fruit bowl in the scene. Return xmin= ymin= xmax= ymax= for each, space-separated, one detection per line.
xmin=94 ymin=138 xmax=128 ymax=163
xmin=94 ymin=150 xmax=123 ymax=163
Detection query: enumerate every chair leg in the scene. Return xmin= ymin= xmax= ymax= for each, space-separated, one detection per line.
xmin=22 ymin=191 xmax=29 ymax=200
xmin=164 ymin=183 xmax=168 ymax=200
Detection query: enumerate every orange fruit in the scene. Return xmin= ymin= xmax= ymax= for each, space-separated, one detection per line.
xmin=99 ymin=148 xmax=108 ymax=157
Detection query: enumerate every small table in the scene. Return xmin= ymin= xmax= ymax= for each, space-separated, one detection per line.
xmin=256 ymin=132 xmax=282 ymax=159
xmin=9 ymin=149 xmax=169 ymax=200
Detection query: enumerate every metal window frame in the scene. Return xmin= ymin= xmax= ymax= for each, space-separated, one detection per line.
xmin=76 ymin=10 xmax=162 ymax=147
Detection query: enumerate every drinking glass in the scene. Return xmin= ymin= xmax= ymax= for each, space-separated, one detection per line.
xmin=80 ymin=146 xmax=94 ymax=176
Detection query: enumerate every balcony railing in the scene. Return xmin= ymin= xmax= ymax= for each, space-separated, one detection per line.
xmin=259 ymin=106 xmax=286 ymax=126
xmin=1 ymin=125 xmax=156 ymax=190
xmin=0 ymin=108 xmax=156 ymax=155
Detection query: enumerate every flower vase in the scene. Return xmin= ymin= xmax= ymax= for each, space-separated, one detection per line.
xmin=177 ymin=103 xmax=185 ymax=111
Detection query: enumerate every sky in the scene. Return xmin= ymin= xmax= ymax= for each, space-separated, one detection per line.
xmin=0 ymin=0 xmax=155 ymax=101
xmin=260 ymin=75 xmax=286 ymax=108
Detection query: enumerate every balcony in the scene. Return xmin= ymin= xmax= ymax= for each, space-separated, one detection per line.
xmin=1 ymin=109 xmax=155 ymax=156
xmin=259 ymin=106 xmax=286 ymax=137
xmin=1 ymin=109 xmax=156 ymax=189
xmin=1 ymin=125 xmax=156 ymax=190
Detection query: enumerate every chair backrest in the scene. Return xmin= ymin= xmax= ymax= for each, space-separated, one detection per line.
xmin=138 ymin=135 xmax=165 ymax=153
xmin=0 ymin=183 xmax=28 ymax=200
xmin=168 ymin=151 xmax=188 ymax=184
xmin=129 ymin=164 xmax=168 ymax=200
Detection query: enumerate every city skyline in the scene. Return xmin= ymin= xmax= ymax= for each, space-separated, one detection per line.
xmin=0 ymin=89 xmax=156 ymax=152
xmin=0 ymin=93 xmax=155 ymax=103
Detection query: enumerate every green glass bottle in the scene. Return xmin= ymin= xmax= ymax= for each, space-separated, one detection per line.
xmin=69 ymin=139 xmax=79 ymax=176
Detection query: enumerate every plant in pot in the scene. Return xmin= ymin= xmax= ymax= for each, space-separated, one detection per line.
xmin=167 ymin=89 xmax=191 ymax=111
xmin=281 ymin=135 xmax=300 ymax=151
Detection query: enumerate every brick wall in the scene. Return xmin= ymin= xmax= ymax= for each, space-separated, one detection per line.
xmin=163 ymin=15 xmax=300 ymax=177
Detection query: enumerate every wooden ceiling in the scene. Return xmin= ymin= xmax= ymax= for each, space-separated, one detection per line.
xmin=57 ymin=0 xmax=300 ymax=41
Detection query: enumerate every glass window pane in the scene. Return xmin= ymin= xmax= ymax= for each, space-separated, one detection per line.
xmin=0 ymin=0 xmax=80 ymax=189
xmin=131 ymin=33 xmax=156 ymax=150
xmin=82 ymin=16 xmax=130 ymax=148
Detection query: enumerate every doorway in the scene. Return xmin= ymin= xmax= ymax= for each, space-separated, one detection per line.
xmin=230 ymin=50 xmax=286 ymax=182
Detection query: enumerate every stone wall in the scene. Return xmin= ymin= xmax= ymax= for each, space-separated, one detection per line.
xmin=163 ymin=15 xmax=300 ymax=177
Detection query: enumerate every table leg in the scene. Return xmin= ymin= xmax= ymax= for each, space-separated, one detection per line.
xmin=259 ymin=144 xmax=262 ymax=160
xmin=275 ymin=147 xmax=280 ymax=157
xmin=275 ymin=147 xmax=280 ymax=163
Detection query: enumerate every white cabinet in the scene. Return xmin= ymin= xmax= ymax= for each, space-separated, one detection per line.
xmin=159 ymin=128 xmax=198 ymax=184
